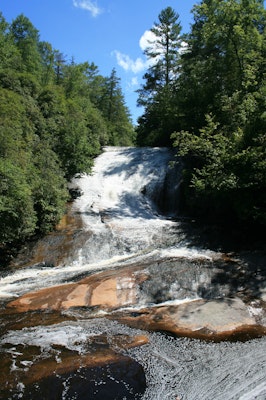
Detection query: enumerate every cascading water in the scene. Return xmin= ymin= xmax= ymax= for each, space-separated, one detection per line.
xmin=0 ymin=147 xmax=265 ymax=399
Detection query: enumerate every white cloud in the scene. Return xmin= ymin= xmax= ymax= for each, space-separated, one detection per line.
xmin=113 ymin=29 xmax=159 ymax=75
xmin=139 ymin=29 xmax=165 ymax=57
xmin=179 ymin=41 xmax=189 ymax=54
xmin=113 ymin=50 xmax=148 ymax=74
xmin=130 ymin=77 xmax=139 ymax=86
xmin=73 ymin=0 xmax=102 ymax=17
xmin=125 ymin=76 xmax=139 ymax=91
xmin=139 ymin=30 xmax=157 ymax=51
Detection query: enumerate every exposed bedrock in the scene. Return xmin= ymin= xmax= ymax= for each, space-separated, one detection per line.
xmin=7 ymin=256 xmax=266 ymax=341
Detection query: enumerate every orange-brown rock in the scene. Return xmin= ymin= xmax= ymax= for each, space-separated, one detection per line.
xmin=110 ymin=298 xmax=266 ymax=341
xmin=7 ymin=265 xmax=148 ymax=313
xmin=6 ymin=265 xmax=266 ymax=341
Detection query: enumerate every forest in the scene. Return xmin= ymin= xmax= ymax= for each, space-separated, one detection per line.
xmin=136 ymin=0 xmax=265 ymax=231
xmin=0 ymin=0 xmax=265 ymax=257
xmin=0 ymin=11 xmax=135 ymax=252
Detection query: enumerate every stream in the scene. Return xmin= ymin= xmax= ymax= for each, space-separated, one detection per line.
xmin=0 ymin=146 xmax=265 ymax=399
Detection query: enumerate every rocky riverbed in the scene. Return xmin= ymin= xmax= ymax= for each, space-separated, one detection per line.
xmin=1 ymin=147 xmax=265 ymax=399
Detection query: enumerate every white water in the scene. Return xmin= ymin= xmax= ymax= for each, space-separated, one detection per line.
xmin=0 ymin=147 xmax=214 ymax=300
xmin=2 ymin=319 xmax=266 ymax=399
xmin=0 ymin=146 xmax=265 ymax=399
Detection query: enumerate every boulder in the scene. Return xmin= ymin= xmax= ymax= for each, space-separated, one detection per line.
xmin=111 ymin=297 xmax=266 ymax=341
xmin=7 ymin=265 xmax=148 ymax=312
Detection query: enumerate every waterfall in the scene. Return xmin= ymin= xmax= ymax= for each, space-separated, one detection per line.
xmin=0 ymin=146 xmax=265 ymax=399
xmin=70 ymin=146 xmax=181 ymax=256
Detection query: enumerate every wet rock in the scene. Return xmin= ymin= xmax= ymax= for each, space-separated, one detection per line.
xmin=0 ymin=334 xmax=148 ymax=399
xmin=24 ymin=356 xmax=145 ymax=400
xmin=7 ymin=265 xmax=148 ymax=312
xmin=6 ymin=259 xmax=266 ymax=341
xmin=9 ymin=203 xmax=86 ymax=269
xmin=111 ymin=298 xmax=266 ymax=341
xmin=69 ymin=187 xmax=84 ymax=200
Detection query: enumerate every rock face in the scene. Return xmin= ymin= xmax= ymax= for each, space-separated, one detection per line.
xmin=7 ymin=265 xmax=147 ymax=312
xmin=7 ymin=259 xmax=266 ymax=341
xmin=111 ymin=298 xmax=266 ymax=341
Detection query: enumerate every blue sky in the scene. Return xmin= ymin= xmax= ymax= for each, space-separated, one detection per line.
xmin=1 ymin=0 xmax=196 ymax=123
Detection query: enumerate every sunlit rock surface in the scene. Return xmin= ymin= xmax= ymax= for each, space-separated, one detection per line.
xmin=111 ymin=298 xmax=266 ymax=341
xmin=7 ymin=261 xmax=266 ymax=340
xmin=7 ymin=265 xmax=147 ymax=312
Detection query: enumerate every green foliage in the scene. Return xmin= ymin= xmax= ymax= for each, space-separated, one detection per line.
xmin=97 ymin=69 xmax=136 ymax=146
xmin=174 ymin=0 xmax=266 ymax=225
xmin=0 ymin=11 xmax=134 ymax=248
xmin=10 ymin=14 xmax=42 ymax=75
xmin=139 ymin=1 xmax=266 ymax=227
xmin=172 ymin=107 xmax=266 ymax=224
xmin=31 ymin=141 xmax=68 ymax=234
xmin=56 ymin=98 xmax=99 ymax=179
xmin=0 ymin=159 xmax=37 ymax=243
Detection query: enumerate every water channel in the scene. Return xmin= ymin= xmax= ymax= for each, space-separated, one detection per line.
xmin=0 ymin=147 xmax=265 ymax=399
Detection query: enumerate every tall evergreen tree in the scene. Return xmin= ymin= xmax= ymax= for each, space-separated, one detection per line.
xmin=136 ymin=7 xmax=182 ymax=146
xmin=176 ymin=0 xmax=266 ymax=133
xmin=0 ymin=12 xmax=21 ymax=71
xmin=98 ymin=69 xmax=135 ymax=145
xmin=9 ymin=14 xmax=42 ymax=76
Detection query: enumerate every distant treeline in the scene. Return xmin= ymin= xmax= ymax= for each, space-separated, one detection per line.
xmin=0 ymin=12 xmax=135 ymax=248
xmin=136 ymin=1 xmax=266 ymax=229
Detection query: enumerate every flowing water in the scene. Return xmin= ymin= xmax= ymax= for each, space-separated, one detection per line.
xmin=0 ymin=147 xmax=265 ymax=399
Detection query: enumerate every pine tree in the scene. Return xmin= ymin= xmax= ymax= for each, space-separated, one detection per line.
xmin=136 ymin=7 xmax=182 ymax=146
